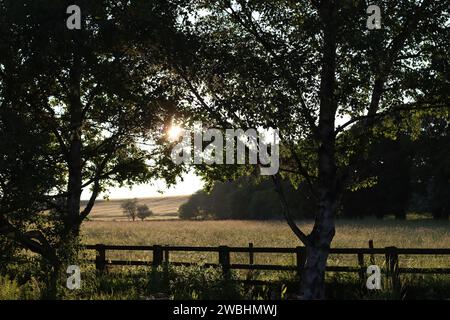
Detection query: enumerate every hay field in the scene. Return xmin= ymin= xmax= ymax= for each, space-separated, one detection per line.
xmin=83 ymin=195 xmax=189 ymax=221
xmin=81 ymin=219 xmax=450 ymax=269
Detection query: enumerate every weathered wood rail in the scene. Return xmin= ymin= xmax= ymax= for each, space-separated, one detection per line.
xmin=84 ymin=243 xmax=450 ymax=292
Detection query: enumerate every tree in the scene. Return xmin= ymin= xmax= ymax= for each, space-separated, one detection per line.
xmin=0 ymin=0 xmax=183 ymax=296
xmin=169 ymin=0 xmax=449 ymax=298
xmin=121 ymin=199 xmax=139 ymax=221
xmin=0 ymin=103 xmax=61 ymax=278
xmin=178 ymin=191 xmax=205 ymax=219
xmin=412 ymin=115 xmax=450 ymax=220
xmin=341 ymin=135 xmax=413 ymax=219
xmin=137 ymin=204 xmax=153 ymax=221
xmin=177 ymin=176 xmax=313 ymax=220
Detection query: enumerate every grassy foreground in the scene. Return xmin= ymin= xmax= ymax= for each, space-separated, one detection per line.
xmin=53 ymin=218 xmax=449 ymax=299
xmin=3 ymin=195 xmax=449 ymax=300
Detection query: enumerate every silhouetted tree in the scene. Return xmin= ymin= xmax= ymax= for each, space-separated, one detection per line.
xmin=137 ymin=204 xmax=153 ymax=221
xmin=172 ymin=0 xmax=450 ymax=298
xmin=121 ymin=199 xmax=139 ymax=221
xmin=0 ymin=0 xmax=183 ymax=297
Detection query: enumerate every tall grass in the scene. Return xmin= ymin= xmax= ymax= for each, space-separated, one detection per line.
xmin=0 ymin=276 xmax=21 ymax=300
xmin=0 ymin=275 xmax=41 ymax=300
xmin=2 ymin=219 xmax=448 ymax=300
xmin=82 ymin=219 xmax=450 ymax=248
xmin=81 ymin=219 xmax=450 ymax=267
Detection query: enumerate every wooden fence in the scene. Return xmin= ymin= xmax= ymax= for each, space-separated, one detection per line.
xmin=84 ymin=242 xmax=450 ymax=292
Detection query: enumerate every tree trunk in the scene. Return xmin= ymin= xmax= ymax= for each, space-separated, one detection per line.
xmin=50 ymin=262 xmax=61 ymax=300
xmin=301 ymin=215 xmax=335 ymax=299
xmin=300 ymin=0 xmax=338 ymax=300
xmin=66 ymin=38 xmax=83 ymax=238
xmin=301 ymin=173 xmax=337 ymax=299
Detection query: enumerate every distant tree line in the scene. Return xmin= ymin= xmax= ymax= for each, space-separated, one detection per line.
xmin=180 ymin=123 xmax=449 ymax=221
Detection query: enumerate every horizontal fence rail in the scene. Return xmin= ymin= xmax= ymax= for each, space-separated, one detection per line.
xmin=84 ymin=244 xmax=450 ymax=255
xmin=83 ymin=242 xmax=450 ymax=292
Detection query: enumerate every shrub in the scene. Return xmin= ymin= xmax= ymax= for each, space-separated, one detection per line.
xmin=0 ymin=276 xmax=21 ymax=300
xmin=168 ymin=265 xmax=242 ymax=299
xmin=137 ymin=204 xmax=153 ymax=221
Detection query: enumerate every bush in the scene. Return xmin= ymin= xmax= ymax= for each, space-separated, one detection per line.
xmin=137 ymin=204 xmax=153 ymax=221
xmin=168 ymin=265 xmax=242 ymax=299
xmin=0 ymin=276 xmax=21 ymax=300
xmin=178 ymin=191 xmax=209 ymax=219
xmin=178 ymin=201 xmax=199 ymax=219
xmin=0 ymin=275 xmax=41 ymax=300
xmin=0 ymin=236 xmax=18 ymax=274
xmin=247 ymin=190 xmax=281 ymax=219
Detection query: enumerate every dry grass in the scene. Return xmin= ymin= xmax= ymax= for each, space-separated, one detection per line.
xmin=83 ymin=195 xmax=189 ymax=221
xmin=81 ymin=219 xmax=450 ymax=269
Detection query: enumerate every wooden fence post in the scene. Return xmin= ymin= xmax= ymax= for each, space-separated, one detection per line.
xmin=152 ymin=245 xmax=163 ymax=268
xmin=357 ymin=253 xmax=365 ymax=284
xmin=164 ymin=248 xmax=170 ymax=264
xmin=249 ymin=243 xmax=254 ymax=266
xmin=95 ymin=244 xmax=106 ymax=273
xmin=163 ymin=247 xmax=170 ymax=285
xmin=368 ymin=240 xmax=375 ymax=265
xmin=385 ymin=246 xmax=400 ymax=294
xmin=247 ymin=243 xmax=254 ymax=280
xmin=151 ymin=245 xmax=164 ymax=287
xmin=296 ymin=246 xmax=306 ymax=282
xmin=219 ymin=246 xmax=231 ymax=279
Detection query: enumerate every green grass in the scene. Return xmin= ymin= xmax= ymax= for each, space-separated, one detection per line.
xmin=0 ymin=275 xmax=41 ymax=300
xmin=0 ymin=276 xmax=21 ymax=300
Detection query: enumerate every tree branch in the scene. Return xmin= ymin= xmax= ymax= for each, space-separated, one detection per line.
xmin=225 ymin=2 xmax=319 ymax=136
xmin=0 ymin=215 xmax=57 ymax=263
xmin=335 ymin=101 xmax=450 ymax=135
xmin=271 ymin=174 xmax=310 ymax=246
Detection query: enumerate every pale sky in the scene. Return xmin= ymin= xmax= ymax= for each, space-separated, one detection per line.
xmin=82 ymin=115 xmax=352 ymax=200
xmin=81 ymin=170 xmax=203 ymax=200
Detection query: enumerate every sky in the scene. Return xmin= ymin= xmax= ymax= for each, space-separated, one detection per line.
xmin=81 ymin=125 xmax=204 ymax=200
xmin=81 ymin=115 xmax=352 ymax=200
xmin=81 ymin=170 xmax=204 ymax=200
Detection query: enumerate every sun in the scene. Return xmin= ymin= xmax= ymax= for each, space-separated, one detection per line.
xmin=167 ymin=125 xmax=183 ymax=141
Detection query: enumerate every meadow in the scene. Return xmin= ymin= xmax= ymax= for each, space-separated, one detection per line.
xmin=78 ymin=217 xmax=450 ymax=299
xmin=80 ymin=196 xmax=450 ymax=281
xmin=82 ymin=218 xmax=450 ymax=248
xmin=84 ymin=196 xmax=448 ymax=247
xmin=2 ymin=196 xmax=449 ymax=300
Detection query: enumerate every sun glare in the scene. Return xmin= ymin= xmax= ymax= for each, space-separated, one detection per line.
xmin=167 ymin=125 xmax=183 ymax=141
